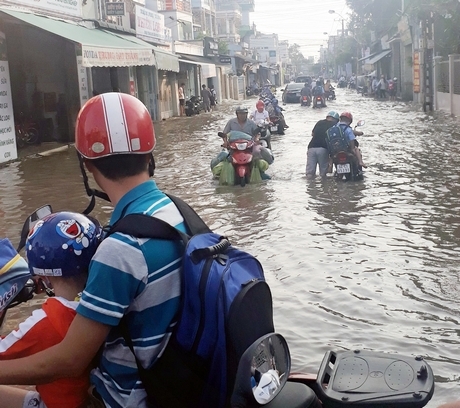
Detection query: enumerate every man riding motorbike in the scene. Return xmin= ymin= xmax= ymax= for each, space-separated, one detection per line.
xmin=300 ymin=82 xmax=312 ymax=106
xmin=312 ymin=80 xmax=326 ymax=107
xmin=271 ymin=99 xmax=289 ymax=132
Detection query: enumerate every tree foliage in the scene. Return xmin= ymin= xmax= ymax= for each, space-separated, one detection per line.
xmin=346 ymin=0 xmax=460 ymax=57
xmin=218 ymin=40 xmax=229 ymax=55
xmin=288 ymin=44 xmax=307 ymax=73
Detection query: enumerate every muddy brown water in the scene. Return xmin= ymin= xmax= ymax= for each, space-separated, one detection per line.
xmin=1 ymin=89 xmax=460 ymax=406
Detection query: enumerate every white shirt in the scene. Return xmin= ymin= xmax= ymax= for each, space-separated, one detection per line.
xmin=250 ymin=109 xmax=270 ymax=123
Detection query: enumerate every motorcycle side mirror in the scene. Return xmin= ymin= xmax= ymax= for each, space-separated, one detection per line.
xmin=218 ymin=132 xmax=226 ymax=138
xmin=231 ymin=333 xmax=290 ymax=406
xmin=356 ymin=120 xmax=365 ymax=127
xmin=17 ymin=204 xmax=53 ymax=252
xmin=280 ymin=89 xmax=284 ymax=92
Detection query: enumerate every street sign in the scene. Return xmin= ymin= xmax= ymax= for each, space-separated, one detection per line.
xmin=219 ymin=56 xmax=231 ymax=64
xmin=106 ymin=2 xmax=125 ymax=16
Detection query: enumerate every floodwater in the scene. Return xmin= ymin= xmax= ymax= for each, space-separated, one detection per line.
xmin=1 ymin=87 xmax=460 ymax=406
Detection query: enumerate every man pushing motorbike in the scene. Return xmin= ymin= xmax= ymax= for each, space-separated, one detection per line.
xmin=326 ymin=111 xmax=366 ymax=173
xmin=211 ymin=106 xmax=273 ymax=181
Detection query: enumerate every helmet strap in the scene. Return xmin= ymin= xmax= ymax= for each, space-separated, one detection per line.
xmin=77 ymin=153 xmax=110 ymax=215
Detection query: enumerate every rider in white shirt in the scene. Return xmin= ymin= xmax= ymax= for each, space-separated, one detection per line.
xmin=250 ymin=100 xmax=270 ymax=124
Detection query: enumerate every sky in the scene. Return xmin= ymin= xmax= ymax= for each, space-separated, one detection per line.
xmin=251 ymin=0 xmax=351 ymax=59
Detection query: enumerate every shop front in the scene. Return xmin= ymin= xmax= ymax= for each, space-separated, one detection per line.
xmin=0 ymin=7 xmax=156 ymax=145
xmin=153 ymin=48 xmax=180 ymax=119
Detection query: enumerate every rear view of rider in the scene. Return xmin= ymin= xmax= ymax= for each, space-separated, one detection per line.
xmin=0 ymin=212 xmax=102 ymax=408
xmin=313 ymin=80 xmax=326 ymax=107
xmin=271 ymin=98 xmax=289 ymax=132
xmin=335 ymin=112 xmax=366 ymax=169
xmin=300 ymin=82 xmax=312 ymax=104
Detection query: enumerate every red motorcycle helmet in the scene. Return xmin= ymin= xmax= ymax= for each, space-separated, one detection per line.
xmin=256 ymin=100 xmax=265 ymax=111
xmin=340 ymin=111 xmax=353 ymax=124
xmin=75 ymin=92 xmax=156 ymax=159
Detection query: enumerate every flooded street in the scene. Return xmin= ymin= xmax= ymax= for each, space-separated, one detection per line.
xmin=2 ymin=87 xmax=460 ymax=406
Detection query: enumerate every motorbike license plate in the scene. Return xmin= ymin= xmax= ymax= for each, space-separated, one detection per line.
xmin=270 ymin=126 xmax=278 ymax=132
xmin=296 ymin=92 xmax=301 ymax=96
xmin=336 ymin=163 xmax=351 ymax=174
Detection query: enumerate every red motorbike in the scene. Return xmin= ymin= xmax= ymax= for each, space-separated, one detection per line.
xmin=218 ymin=132 xmax=255 ymax=187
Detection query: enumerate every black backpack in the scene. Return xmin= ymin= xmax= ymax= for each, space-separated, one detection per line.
xmin=107 ymin=194 xmax=274 ymax=408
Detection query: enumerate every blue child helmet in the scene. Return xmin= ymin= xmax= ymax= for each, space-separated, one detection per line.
xmin=26 ymin=212 xmax=102 ymax=277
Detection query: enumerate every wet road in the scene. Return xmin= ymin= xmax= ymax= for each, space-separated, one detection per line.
xmin=1 ymin=87 xmax=460 ymax=406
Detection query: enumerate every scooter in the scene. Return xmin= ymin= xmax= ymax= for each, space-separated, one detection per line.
xmin=312 ymin=95 xmax=325 ymax=109
xmin=300 ymin=95 xmax=311 ymax=107
xmin=325 ymin=87 xmax=336 ymax=101
xmin=256 ymin=120 xmax=272 ymax=150
xmin=3 ymin=207 xmax=436 ymax=408
xmin=331 ymin=120 xmax=365 ymax=182
xmin=217 ymin=132 xmax=255 ymax=187
xmin=185 ymin=96 xmax=202 ymax=116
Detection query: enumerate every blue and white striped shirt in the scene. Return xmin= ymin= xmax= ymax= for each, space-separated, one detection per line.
xmin=77 ymin=180 xmax=186 ymax=408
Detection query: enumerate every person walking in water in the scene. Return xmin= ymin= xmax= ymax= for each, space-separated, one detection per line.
xmin=201 ymin=84 xmax=211 ymax=112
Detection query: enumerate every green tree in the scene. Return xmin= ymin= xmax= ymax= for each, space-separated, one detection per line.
xmin=288 ymin=43 xmax=306 ymax=73
xmin=218 ymin=40 xmax=229 ymax=55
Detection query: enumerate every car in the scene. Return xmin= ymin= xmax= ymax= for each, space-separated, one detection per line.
xmin=295 ymin=75 xmax=312 ymax=84
xmin=281 ymin=83 xmax=304 ymax=103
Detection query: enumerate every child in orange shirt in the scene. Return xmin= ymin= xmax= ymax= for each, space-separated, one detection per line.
xmin=0 ymin=211 xmax=101 ymax=408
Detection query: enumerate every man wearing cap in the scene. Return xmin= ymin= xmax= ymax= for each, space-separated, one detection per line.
xmin=306 ymin=111 xmax=340 ymax=178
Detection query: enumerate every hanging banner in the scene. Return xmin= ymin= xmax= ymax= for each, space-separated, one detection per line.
xmin=413 ymin=51 xmax=420 ymax=93
xmin=7 ymin=0 xmax=82 ymax=18
xmin=0 ymin=32 xmax=17 ymax=164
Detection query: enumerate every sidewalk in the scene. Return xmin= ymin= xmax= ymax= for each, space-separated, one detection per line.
xmin=16 ymin=141 xmax=74 ymax=160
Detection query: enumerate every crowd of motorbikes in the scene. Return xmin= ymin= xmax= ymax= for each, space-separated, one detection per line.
xmin=210 ymin=76 xmax=371 ymax=187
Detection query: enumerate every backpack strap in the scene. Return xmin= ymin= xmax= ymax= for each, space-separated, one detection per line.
xmin=165 ymin=194 xmax=212 ymax=235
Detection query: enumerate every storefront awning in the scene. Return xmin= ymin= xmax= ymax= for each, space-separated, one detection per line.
xmin=153 ymin=48 xmax=180 ymax=72
xmin=178 ymin=55 xmax=216 ymax=78
xmin=363 ymin=49 xmax=391 ymax=65
xmin=0 ymin=8 xmax=156 ymax=67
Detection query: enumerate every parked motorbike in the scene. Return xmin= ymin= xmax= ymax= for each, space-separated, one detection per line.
xmin=331 ymin=120 xmax=365 ymax=182
xmin=300 ymin=95 xmax=311 ymax=107
xmin=2 ymin=207 xmax=435 ymax=408
xmin=185 ymin=96 xmax=202 ymax=116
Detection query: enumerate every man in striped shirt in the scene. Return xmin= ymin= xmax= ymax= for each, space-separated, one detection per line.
xmin=0 ymin=93 xmax=186 ymax=408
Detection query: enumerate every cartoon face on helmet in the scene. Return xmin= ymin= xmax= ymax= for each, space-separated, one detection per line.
xmin=75 ymin=93 xmax=155 ymax=159
xmin=26 ymin=212 xmax=102 ymax=277
xmin=340 ymin=111 xmax=353 ymax=124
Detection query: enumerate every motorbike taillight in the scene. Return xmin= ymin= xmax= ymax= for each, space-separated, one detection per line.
xmin=336 ymin=152 xmax=348 ymax=163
